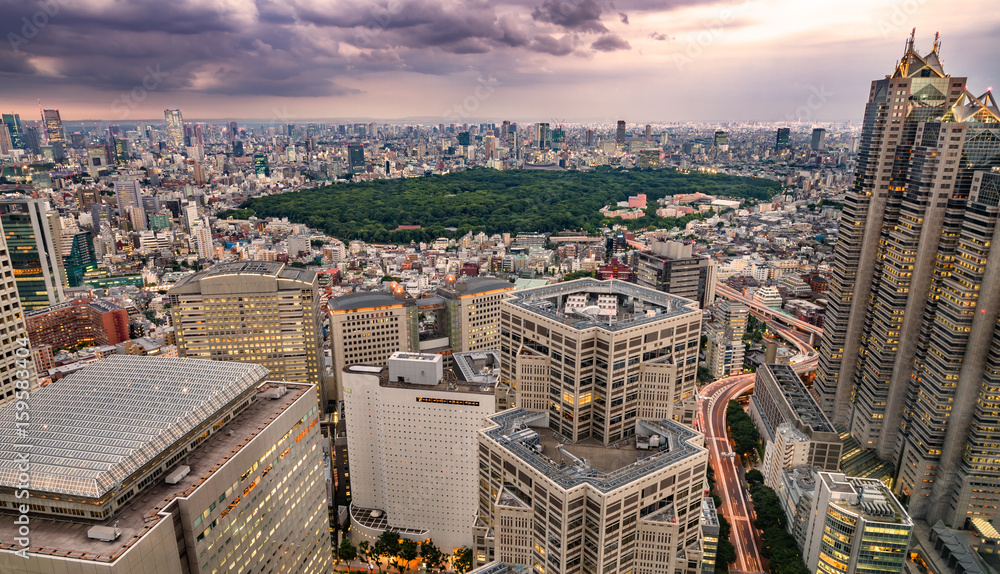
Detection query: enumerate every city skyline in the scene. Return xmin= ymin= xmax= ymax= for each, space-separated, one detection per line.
xmin=1 ymin=0 xmax=998 ymax=122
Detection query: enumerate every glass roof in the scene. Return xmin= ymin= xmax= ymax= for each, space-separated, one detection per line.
xmin=0 ymin=356 xmax=268 ymax=499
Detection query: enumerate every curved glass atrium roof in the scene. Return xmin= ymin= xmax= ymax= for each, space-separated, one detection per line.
xmin=0 ymin=356 xmax=268 ymax=499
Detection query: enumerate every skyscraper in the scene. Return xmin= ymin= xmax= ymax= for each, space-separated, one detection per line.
xmin=775 ymin=127 xmax=790 ymax=151
xmin=42 ymin=109 xmax=64 ymax=142
xmin=535 ymin=122 xmax=550 ymax=148
xmin=0 ymin=197 xmax=64 ymax=310
xmin=1 ymin=113 xmax=24 ymax=149
xmin=253 ymin=153 xmax=270 ymax=176
xmin=169 ymin=262 xmax=327 ymax=411
xmin=813 ymin=32 xmax=1000 ymax=525
xmin=0 ymin=123 xmax=11 ymax=153
xmin=810 ymin=127 xmax=826 ymax=150
xmin=0 ymin=219 xmax=37 ymax=407
xmin=347 ymin=143 xmax=365 ymax=173
xmin=163 ymin=108 xmax=183 ymax=149
xmin=616 ymin=119 xmax=627 ymax=144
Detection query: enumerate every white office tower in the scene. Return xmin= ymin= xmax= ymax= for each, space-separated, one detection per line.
xmin=803 ymin=473 xmax=913 ymax=574
xmin=342 ymin=352 xmax=497 ymax=551
xmin=0 ymin=355 xmax=331 ymax=573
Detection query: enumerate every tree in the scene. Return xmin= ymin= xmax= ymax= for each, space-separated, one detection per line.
xmin=338 ymin=539 xmax=357 ymax=565
xmin=396 ymin=540 xmax=418 ymax=573
xmin=358 ymin=541 xmax=375 ymax=571
xmin=420 ymin=540 xmax=446 ymax=573
xmin=745 ymin=469 xmax=764 ymax=487
xmin=375 ymin=531 xmax=401 ymax=573
xmin=453 ymin=547 xmax=473 ymax=574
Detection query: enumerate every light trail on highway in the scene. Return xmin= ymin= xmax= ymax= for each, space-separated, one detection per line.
xmin=698 ymin=373 xmax=766 ymax=574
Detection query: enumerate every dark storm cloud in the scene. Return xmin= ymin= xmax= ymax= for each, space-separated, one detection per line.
xmin=0 ymin=0 xmax=643 ymax=104
xmin=531 ymin=0 xmax=608 ymax=33
xmin=591 ymin=34 xmax=630 ymax=51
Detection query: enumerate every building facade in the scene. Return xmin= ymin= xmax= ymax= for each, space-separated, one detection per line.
xmin=802 ymin=473 xmax=912 ymax=574
xmin=0 ymin=221 xmax=37 ymax=407
xmin=0 ymin=197 xmax=64 ymax=310
xmin=342 ymin=353 xmax=496 ymax=551
xmin=169 ymin=262 xmax=326 ymax=410
xmin=749 ymin=364 xmax=842 ymax=472
xmin=635 ymin=239 xmax=717 ymax=309
xmin=477 ymin=410 xmax=710 ymax=574
xmin=0 ymin=356 xmax=331 ymax=574
xmin=501 ymin=279 xmax=703 ymax=443
xmin=25 ymin=298 xmax=130 ymax=349
xmin=812 ymin=33 xmax=1000 ymax=525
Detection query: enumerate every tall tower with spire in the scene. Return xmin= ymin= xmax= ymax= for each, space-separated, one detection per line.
xmin=813 ymin=31 xmax=1000 ymax=525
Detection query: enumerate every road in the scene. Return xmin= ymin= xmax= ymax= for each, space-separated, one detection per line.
xmin=698 ymin=373 xmax=766 ymax=574
xmin=715 ymin=282 xmax=823 ymax=336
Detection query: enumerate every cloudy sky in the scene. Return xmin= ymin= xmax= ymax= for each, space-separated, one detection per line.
xmin=1 ymin=0 xmax=998 ymax=123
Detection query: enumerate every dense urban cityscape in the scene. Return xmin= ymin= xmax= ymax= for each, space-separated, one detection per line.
xmin=0 ymin=5 xmax=999 ymax=574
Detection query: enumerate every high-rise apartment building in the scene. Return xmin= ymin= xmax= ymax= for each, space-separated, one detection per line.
xmin=635 ymin=239 xmax=718 ymax=308
xmin=616 ymin=120 xmax=627 ymax=144
xmin=477 ymin=409 xmax=710 ymax=574
xmin=169 ymin=262 xmax=327 ymax=410
xmin=0 ymin=220 xmax=37 ymax=407
xmin=0 ymin=356 xmax=331 ymax=573
xmin=802 ymin=473 xmax=912 ymax=574
xmin=42 ymin=109 xmax=64 ymax=142
xmin=775 ymin=127 xmax=790 ymax=151
xmin=810 ymin=127 xmax=826 ymax=151
xmin=814 ymin=32 xmax=1000 ymax=525
xmin=342 ymin=353 xmax=496 ymax=550
xmin=501 ymin=279 xmax=703 ymax=443
xmin=705 ymin=299 xmax=747 ymax=379
xmin=0 ymin=197 xmax=64 ymax=310
xmin=163 ymin=108 xmax=184 ymax=149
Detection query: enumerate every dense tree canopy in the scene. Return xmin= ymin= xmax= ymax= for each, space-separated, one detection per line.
xmin=227 ymin=167 xmax=781 ymax=243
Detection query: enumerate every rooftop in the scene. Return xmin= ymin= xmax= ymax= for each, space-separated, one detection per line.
xmin=0 ymin=382 xmax=310 ymax=562
xmin=820 ymin=473 xmax=912 ymax=526
xmin=345 ymin=364 xmax=496 ymax=395
xmin=764 ymin=363 xmax=835 ymax=434
xmin=171 ymin=261 xmax=315 ymax=290
xmin=453 ymin=350 xmax=501 ymax=385
xmin=505 ymin=278 xmax=699 ymax=332
xmin=330 ymin=291 xmax=412 ymax=312
xmin=483 ymin=409 xmax=705 ymax=492
xmin=439 ymin=277 xmax=515 ymax=299
xmin=0 ymin=356 xmax=269 ymax=499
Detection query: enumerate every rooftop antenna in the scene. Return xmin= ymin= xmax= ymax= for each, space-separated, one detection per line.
xmin=906 ymin=28 xmax=916 ymax=53
xmin=932 ymin=31 xmax=941 ymax=54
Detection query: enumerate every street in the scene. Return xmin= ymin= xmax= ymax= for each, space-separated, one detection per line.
xmin=698 ymin=373 xmax=766 ymax=574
